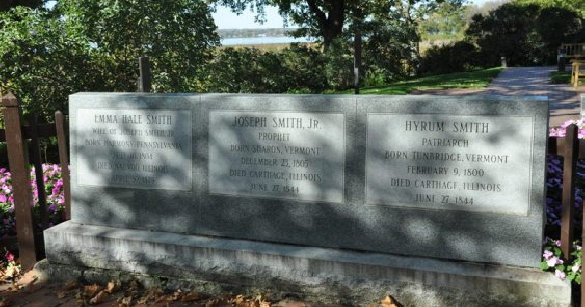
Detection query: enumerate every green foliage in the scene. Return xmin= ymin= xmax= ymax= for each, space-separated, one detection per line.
xmin=0 ymin=1 xmax=220 ymax=121
xmin=205 ymin=45 xmax=329 ymax=93
xmin=58 ymin=0 xmax=220 ymax=92
xmin=419 ymin=1 xmax=467 ymax=41
xmin=550 ymin=72 xmax=571 ymax=84
xmin=512 ymin=0 xmax=585 ymax=17
xmin=465 ymin=2 xmax=584 ymax=67
xmin=419 ymin=41 xmax=479 ymax=75
xmin=0 ymin=0 xmax=44 ymax=12
xmin=362 ymin=11 xmax=419 ymax=82
xmin=0 ymin=7 xmax=97 ymax=121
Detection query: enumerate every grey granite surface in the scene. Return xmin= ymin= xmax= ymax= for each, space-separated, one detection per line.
xmin=68 ymin=93 xmax=548 ymax=267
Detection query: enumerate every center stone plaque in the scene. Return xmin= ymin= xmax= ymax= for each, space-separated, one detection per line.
xmin=208 ymin=111 xmax=344 ymax=203
xmin=76 ymin=108 xmax=192 ymax=191
xmin=366 ymin=113 xmax=534 ymax=215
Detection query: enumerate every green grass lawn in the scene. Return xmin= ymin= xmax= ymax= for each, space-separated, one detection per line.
xmin=334 ymin=67 xmax=504 ymax=94
xmin=550 ymin=71 xmax=571 ymax=84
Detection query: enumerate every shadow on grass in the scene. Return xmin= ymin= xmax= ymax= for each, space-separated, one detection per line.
xmin=334 ymin=67 xmax=504 ymax=95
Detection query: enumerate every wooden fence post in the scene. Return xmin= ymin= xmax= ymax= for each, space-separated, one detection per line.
xmin=55 ymin=111 xmax=71 ymax=220
xmin=1 ymin=93 xmax=37 ymax=269
xmin=561 ymin=124 xmax=578 ymax=259
xmin=138 ymin=57 xmax=152 ymax=93
xmin=29 ymin=115 xmax=48 ymax=229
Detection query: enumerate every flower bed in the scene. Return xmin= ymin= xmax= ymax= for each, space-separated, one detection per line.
xmin=0 ymin=164 xmax=66 ymax=238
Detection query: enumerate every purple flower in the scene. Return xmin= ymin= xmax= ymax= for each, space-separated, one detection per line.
xmin=543 ymin=250 xmax=553 ymax=259
xmin=555 ymin=269 xmax=566 ymax=279
xmin=555 ymin=240 xmax=562 ymax=247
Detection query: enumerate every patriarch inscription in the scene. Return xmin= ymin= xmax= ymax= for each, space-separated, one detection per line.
xmin=366 ymin=113 xmax=533 ymax=215
xmin=208 ymin=111 xmax=344 ymax=203
xmin=76 ymin=108 xmax=192 ymax=190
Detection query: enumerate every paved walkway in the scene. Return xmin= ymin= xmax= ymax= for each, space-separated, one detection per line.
xmin=485 ymin=66 xmax=582 ymax=127
xmin=417 ymin=66 xmax=584 ymax=127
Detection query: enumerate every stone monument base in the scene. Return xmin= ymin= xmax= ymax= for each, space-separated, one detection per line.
xmin=40 ymin=221 xmax=571 ymax=306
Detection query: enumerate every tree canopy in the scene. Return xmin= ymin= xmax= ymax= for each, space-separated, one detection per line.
xmin=213 ymin=0 xmax=464 ymax=51
xmin=0 ymin=0 xmax=44 ymax=12
xmin=0 ymin=0 xmax=220 ymax=121
xmin=58 ymin=0 xmax=220 ymax=92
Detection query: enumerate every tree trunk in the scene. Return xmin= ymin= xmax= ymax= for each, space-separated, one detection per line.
xmin=307 ymin=0 xmax=345 ymax=52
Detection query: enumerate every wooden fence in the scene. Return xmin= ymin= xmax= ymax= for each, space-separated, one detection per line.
xmin=0 ymin=93 xmax=70 ymax=270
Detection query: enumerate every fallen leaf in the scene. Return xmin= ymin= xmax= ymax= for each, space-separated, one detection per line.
xmin=84 ymin=284 xmax=102 ymax=298
xmin=234 ymin=294 xmax=246 ymax=305
xmin=380 ymin=295 xmax=399 ymax=307
xmin=0 ymin=297 xmax=10 ymax=307
xmin=57 ymin=290 xmax=68 ymax=299
xmin=182 ymin=291 xmax=200 ymax=302
xmin=4 ymin=264 xmax=20 ymax=278
xmin=63 ymin=280 xmax=80 ymax=291
xmin=89 ymin=290 xmax=108 ymax=304
xmin=205 ymin=298 xmax=218 ymax=307
xmin=170 ymin=289 xmax=182 ymax=301
xmin=128 ymin=280 xmax=140 ymax=291
xmin=119 ymin=295 xmax=132 ymax=307
xmin=106 ymin=280 xmax=121 ymax=293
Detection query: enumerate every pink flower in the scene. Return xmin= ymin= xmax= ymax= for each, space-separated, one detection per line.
xmin=5 ymin=252 xmax=14 ymax=262
xmin=555 ymin=240 xmax=562 ymax=247
xmin=555 ymin=269 xmax=566 ymax=279
xmin=543 ymin=250 xmax=553 ymax=259
xmin=547 ymin=256 xmax=562 ymax=267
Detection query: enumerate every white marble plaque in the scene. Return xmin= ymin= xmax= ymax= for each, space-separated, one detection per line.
xmin=75 ymin=108 xmax=192 ymax=190
xmin=366 ymin=113 xmax=533 ymax=215
xmin=209 ymin=111 xmax=344 ymax=203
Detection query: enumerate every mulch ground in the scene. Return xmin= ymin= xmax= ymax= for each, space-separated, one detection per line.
xmin=0 ymin=268 xmax=402 ymax=307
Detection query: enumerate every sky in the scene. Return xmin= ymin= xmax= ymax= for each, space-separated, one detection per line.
xmin=213 ymin=0 xmax=493 ymax=29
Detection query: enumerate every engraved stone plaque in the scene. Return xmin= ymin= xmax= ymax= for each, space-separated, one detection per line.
xmin=75 ymin=108 xmax=192 ymax=190
xmin=208 ymin=111 xmax=344 ymax=203
xmin=366 ymin=113 xmax=534 ymax=215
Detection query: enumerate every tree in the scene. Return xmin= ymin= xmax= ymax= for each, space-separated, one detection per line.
xmin=513 ymin=0 xmax=585 ymax=17
xmin=465 ymin=2 xmax=584 ymax=66
xmin=58 ymin=0 xmax=220 ymax=92
xmin=0 ymin=0 xmax=44 ymax=12
xmin=0 ymin=7 xmax=97 ymax=121
xmin=213 ymin=0 xmax=462 ymax=51
xmin=419 ymin=1 xmax=467 ymax=42
xmin=0 ymin=1 xmax=221 ymax=122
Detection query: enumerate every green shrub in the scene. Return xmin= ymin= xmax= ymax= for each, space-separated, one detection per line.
xmin=418 ymin=41 xmax=479 ymax=75
xmin=465 ymin=3 xmax=584 ymax=67
xmin=205 ymin=45 xmax=330 ymax=93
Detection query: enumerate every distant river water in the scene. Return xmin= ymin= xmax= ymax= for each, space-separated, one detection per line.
xmin=221 ymin=36 xmax=314 ymax=46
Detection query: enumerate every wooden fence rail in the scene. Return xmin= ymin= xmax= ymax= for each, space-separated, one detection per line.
xmin=0 ymin=93 xmax=70 ymax=270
